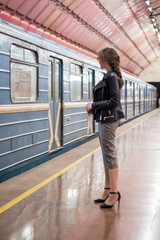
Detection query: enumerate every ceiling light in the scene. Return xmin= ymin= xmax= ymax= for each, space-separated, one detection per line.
xmin=146 ymin=1 xmax=160 ymax=44
xmin=148 ymin=7 xmax=153 ymax=12
xmin=145 ymin=0 xmax=150 ymax=6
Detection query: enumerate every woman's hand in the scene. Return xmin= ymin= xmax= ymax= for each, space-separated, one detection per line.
xmin=86 ymin=103 xmax=93 ymax=113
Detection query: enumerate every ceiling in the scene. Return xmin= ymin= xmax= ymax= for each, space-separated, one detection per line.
xmin=0 ymin=0 xmax=160 ymax=76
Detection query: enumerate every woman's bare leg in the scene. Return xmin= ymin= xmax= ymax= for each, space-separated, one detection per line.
xmin=105 ymin=168 xmax=119 ymax=205
xmin=101 ymin=167 xmax=110 ymax=199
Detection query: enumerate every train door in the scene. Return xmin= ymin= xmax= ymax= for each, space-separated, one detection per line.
xmin=140 ymin=85 xmax=142 ymax=113
xmin=148 ymin=86 xmax=150 ymax=111
xmin=87 ymin=69 xmax=95 ymax=136
xmin=147 ymin=87 xmax=149 ymax=111
xmin=133 ymin=83 xmax=135 ymax=116
xmin=143 ymin=86 xmax=146 ymax=112
xmin=125 ymin=79 xmax=127 ymax=119
xmin=120 ymin=79 xmax=126 ymax=123
xmin=48 ymin=58 xmax=62 ymax=153
xmin=127 ymin=81 xmax=133 ymax=119
xmin=140 ymin=85 xmax=144 ymax=113
xmin=153 ymin=89 xmax=157 ymax=109
xmin=135 ymin=83 xmax=140 ymax=115
xmin=149 ymin=88 xmax=152 ymax=111
xmin=140 ymin=85 xmax=145 ymax=113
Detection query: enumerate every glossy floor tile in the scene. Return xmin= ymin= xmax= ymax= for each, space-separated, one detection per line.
xmin=0 ymin=109 xmax=160 ymax=240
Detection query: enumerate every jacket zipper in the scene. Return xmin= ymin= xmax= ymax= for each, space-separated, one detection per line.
xmin=100 ymin=81 xmax=114 ymax=121
xmin=104 ymin=115 xmax=114 ymax=120
xmin=100 ymin=83 xmax=105 ymax=121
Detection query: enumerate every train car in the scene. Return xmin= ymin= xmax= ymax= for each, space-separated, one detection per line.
xmin=0 ymin=19 xmax=157 ymax=182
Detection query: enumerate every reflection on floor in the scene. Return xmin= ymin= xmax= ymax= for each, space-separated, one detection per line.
xmin=0 ymin=109 xmax=160 ymax=240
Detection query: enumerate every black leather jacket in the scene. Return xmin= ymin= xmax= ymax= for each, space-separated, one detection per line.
xmin=92 ymin=69 xmax=124 ymax=123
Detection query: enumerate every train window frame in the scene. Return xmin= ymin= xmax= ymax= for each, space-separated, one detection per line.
xmin=126 ymin=81 xmax=133 ymax=100
xmin=70 ymin=63 xmax=83 ymax=102
xmin=48 ymin=57 xmax=62 ymax=103
xmin=55 ymin=59 xmax=62 ymax=103
xmin=129 ymin=81 xmax=133 ymax=99
xmin=10 ymin=44 xmax=38 ymax=103
xmin=48 ymin=60 xmax=53 ymax=102
xmin=135 ymin=83 xmax=139 ymax=99
xmin=121 ymin=82 xmax=125 ymax=100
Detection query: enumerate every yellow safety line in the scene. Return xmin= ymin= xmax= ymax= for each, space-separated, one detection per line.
xmin=0 ymin=109 xmax=159 ymax=214
xmin=0 ymin=149 xmax=100 ymax=215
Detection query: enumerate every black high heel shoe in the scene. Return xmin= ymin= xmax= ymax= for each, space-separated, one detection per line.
xmin=94 ymin=187 xmax=110 ymax=203
xmin=100 ymin=191 xmax=121 ymax=208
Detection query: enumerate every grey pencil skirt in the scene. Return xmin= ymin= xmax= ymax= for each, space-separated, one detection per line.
xmin=98 ymin=121 xmax=118 ymax=169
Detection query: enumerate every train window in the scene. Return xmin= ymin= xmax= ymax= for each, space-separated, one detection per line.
xmin=127 ymin=81 xmax=133 ymax=100
xmin=121 ymin=84 xmax=125 ymax=100
xmin=11 ymin=45 xmax=23 ymax=60
xmin=11 ymin=45 xmax=37 ymax=63
xmin=48 ymin=58 xmax=61 ymax=102
xmin=88 ymin=70 xmax=94 ymax=101
xmin=129 ymin=82 xmax=133 ymax=99
xmin=48 ymin=61 xmax=52 ymax=102
xmin=75 ymin=65 xmax=81 ymax=74
xmin=96 ymin=72 xmax=105 ymax=84
xmin=55 ymin=60 xmax=61 ymax=102
xmin=25 ymin=49 xmax=37 ymax=63
xmin=135 ymin=84 xmax=139 ymax=99
xmin=10 ymin=45 xmax=38 ymax=103
xmin=70 ymin=63 xmax=82 ymax=101
xmin=141 ymin=86 xmax=143 ymax=98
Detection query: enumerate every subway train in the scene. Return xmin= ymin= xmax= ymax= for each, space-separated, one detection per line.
xmin=0 ymin=19 xmax=157 ymax=181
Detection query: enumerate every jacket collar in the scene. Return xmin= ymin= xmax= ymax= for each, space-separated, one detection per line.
xmin=103 ymin=68 xmax=113 ymax=81
xmin=93 ymin=69 xmax=113 ymax=92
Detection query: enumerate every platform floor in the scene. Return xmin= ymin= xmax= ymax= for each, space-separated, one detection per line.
xmin=0 ymin=109 xmax=160 ymax=240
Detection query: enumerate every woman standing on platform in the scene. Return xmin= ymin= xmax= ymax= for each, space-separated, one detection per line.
xmin=86 ymin=47 xmax=124 ymax=208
